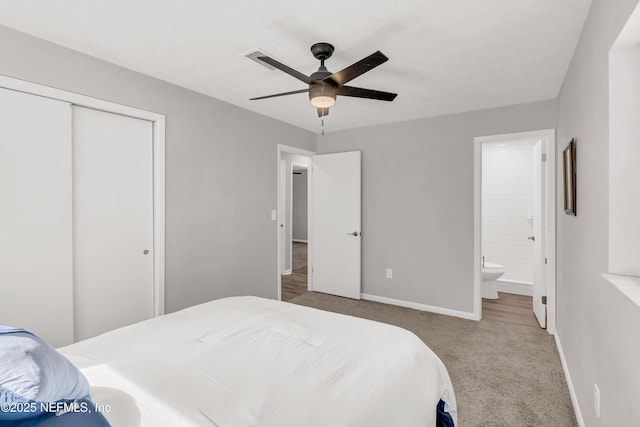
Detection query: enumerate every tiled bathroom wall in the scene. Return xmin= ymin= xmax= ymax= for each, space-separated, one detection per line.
xmin=482 ymin=139 xmax=536 ymax=284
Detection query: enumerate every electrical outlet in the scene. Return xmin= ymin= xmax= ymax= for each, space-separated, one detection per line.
xmin=594 ymin=384 xmax=600 ymax=419
xmin=386 ymin=268 xmax=392 ymax=279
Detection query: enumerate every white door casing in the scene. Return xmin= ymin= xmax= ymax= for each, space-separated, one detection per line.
xmin=474 ymin=129 xmax=556 ymax=332
xmin=0 ymin=88 xmax=74 ymax=347
xmin=532 ymin=140 xmax=546 ymax=328
xmin=276 ymin=145 xmax=316 ymax=300
xmin=72 ymin=106 xmax=154 ymax=341
xmin=311 ymin=151 xmax=361 ymax=300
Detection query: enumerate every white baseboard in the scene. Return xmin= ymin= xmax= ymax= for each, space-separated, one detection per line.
xmin=292 ymin=239 xmax=308 ymax=243
xmin=554 ymin=333 xmax=585 ymax=427
xmin=360 ymin=293 xmax=477 ymax=320
xmin=282 ymin=269 xmax=292 ymax=275
xmin=496 ymin=280 xmax=533 ymax=296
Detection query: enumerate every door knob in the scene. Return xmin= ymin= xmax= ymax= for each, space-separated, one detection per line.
xmin=347 ymin=231 xmax=360 ymax=237
xmin=143 ymin=249 xmax=149 ymax=254
xmin=528 ymin=236 xmax=535 ymax=241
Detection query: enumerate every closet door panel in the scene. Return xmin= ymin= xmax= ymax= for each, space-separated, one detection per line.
xmin=0 ymin=88 xmax=73 ymax=347
xmin=72 ymin=106 xmax=154 ymax=341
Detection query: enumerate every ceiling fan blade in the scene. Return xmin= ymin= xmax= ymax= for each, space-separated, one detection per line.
xmin=317 ymin=107 xmax=330 ymax=117
xmin=257 ymin=56 xmax=313 ymax=85
xmin=336 ymin=86 xmax=397 ymax=101
xmin=324 ymin=51 xmax=389 ymax=87
xmin=250 ymin=89 xmax=309 ymax=101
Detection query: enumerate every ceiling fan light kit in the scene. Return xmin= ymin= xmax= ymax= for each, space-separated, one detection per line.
xmin=309 ymin=87 xmax=336 ymax=108
xmin=250 ymin=42 xmax=397 ymax=122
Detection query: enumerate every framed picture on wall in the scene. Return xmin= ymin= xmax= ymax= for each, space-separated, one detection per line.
xmin=563 ymin=138 xmax=576 ymax=215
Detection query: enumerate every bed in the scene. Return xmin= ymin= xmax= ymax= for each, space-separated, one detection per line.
xmin=7 ymin=296 xmax=457 ymax=426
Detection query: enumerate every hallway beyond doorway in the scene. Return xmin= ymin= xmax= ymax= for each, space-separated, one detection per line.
xmin=282 ymin=242 xmax=308 ymax=301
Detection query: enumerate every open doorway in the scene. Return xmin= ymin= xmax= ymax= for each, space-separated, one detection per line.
xmin=474 ymin=129 xmax=556 ymax=333
xmin=282 ymin=163 xmax=309 ymax=301
xmin=277 ymin=144 xmax=315 ymax=301
xmin=276 ymin=145 xmax=362 ymax=302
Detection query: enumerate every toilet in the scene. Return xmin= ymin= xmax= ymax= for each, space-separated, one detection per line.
xmin=481 ymin=262 xmax=505 ymax=299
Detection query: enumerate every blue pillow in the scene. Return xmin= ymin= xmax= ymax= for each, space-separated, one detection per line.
xmin=0 ymin=326 xmax=90 ymax=421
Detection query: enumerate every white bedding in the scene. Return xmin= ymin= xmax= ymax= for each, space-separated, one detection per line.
xmin=59 ymin=296 xmax=456 ymax=427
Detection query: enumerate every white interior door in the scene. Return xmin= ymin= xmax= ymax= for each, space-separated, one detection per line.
xmin=0 ymin=88 xmax=74 ymax=347
xmin=311 ymin=151 xmax=361 ymax=299
xmin=73 ymin=106 xmax=154 ymax=341
xmin=532 ymin=140 xmax=546 ymax=328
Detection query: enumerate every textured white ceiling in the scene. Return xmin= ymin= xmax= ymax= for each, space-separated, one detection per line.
xmin=0 ymin=0 xmax=592 ymax=133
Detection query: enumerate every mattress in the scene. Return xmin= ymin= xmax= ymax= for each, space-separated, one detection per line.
xmin=59 ymin=296 xmax=457 ymax=426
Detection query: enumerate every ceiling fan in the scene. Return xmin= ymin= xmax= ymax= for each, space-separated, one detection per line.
xmin=250 ymin=42 xmax=397 ymax=118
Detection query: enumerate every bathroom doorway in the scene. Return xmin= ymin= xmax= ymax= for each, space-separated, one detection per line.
xmin=473 ymin=130 xmax=556 ymax=333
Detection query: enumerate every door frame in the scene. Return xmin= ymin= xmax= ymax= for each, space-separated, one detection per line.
xmin=0 ymin=74 xmax=166 ymax=317
xmin=277 ymin=144 xmax=316 ymax=301
xmin=279 ymin=159 xmax=287 ymax=275
xmin=473 ymin=129 xmax=556 ymax=334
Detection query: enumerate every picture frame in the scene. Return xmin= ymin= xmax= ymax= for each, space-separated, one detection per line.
xmin=563 ymin=138 xmax=576 ymax=215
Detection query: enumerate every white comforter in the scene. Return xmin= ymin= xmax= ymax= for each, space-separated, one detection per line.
xmin=60 ymin=296 xmax=456 ymax=427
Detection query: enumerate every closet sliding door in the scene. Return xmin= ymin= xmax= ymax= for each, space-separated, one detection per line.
xmin=0 ymin=88 xmax=73 ymax=347
xmin=72 ymin=106 xmax=154 ymax=341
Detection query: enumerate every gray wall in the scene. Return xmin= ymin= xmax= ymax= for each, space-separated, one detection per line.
xmin=317 ymin=100 xmax=557 ymax=313
xmin=556 ymin=0 xmax=640 ymax=424
xmin=292 ymin=170 xmax=308 ymax=241
xmin=0 ymin=25 xmax=315 ymax=313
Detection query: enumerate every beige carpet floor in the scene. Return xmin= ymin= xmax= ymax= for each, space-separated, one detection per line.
xmin=290 ymin=292 xmax=577 ymax=427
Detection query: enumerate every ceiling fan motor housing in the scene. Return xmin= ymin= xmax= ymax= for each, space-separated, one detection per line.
xmin=309 ymin=66 xmax=334 ymax=99
xmin=308 ymin=83 xmax=336 ymax=104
